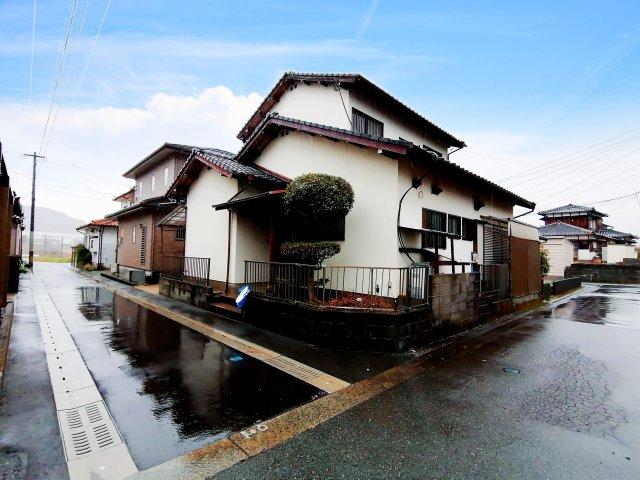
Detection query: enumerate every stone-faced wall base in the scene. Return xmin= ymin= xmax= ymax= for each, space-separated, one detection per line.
xmin=159 ymin=277 xmax=210 ymax=309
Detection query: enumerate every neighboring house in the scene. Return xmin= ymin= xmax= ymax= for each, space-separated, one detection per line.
xmin=539 ymin=203 xmax=636 ymax=254
xmin=0 ymin=143 xmax=25 ymax=302
xmin=106 ymin=143 xmax=196 ymax=282
xmin=170 ymin=72 xmax=537 ymax=292
xmin=76 ymin=219 xmax=118 ymax=269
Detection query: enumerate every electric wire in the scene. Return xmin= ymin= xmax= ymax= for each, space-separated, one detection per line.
xmin=38 ymin=0 xmax=78 ymax=153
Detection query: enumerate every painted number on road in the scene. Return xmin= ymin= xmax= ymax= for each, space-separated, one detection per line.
xmin=240 ymin=423 xmax=268 ymax=438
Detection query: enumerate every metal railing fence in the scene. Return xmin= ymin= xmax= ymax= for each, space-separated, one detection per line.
xmin=244 ymin=261 xmax=431 ymax=311
xmin=160 ymin=256 xmax=211 ymax=287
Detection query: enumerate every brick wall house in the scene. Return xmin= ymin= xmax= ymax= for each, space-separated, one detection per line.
xmin=106 ymin=143 xmax=196 ymax=277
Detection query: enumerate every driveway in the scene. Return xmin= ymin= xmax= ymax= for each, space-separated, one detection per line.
xmin=210 ymin=284 xmax=640 ymax=479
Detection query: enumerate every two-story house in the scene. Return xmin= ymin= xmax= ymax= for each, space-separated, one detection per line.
xmin=170 ymin=73 xmax=536 ymax=293
xmin=539 ymin=204 xmax=637 ymax=274
xmin=107 ymin=143 xmax=212 ymax=282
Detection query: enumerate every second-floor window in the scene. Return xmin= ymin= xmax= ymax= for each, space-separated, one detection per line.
xmin=164 ymin=166 xmax=169 ymax=186
xmin=132 ymin=226 xmax=136 ymax=244
xmin=352 ymin=108 xmax=384 ymax=137
xmin=151 ymin=175 xmax=156 ymax=192
xmin=423 ymin=209 xmax=446 ymax=249
xmin=138 ymin=181 xmax=143 ymax=197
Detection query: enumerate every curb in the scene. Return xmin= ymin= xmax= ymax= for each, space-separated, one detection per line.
xmin=0 ymin=298 xmax=16 ymax=394
xmin=123 ymin=286 xmax=588 ymax=480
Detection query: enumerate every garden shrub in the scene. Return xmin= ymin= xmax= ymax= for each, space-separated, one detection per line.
xmin=540 ymin=246 xmax=551 ymax=275
xmin=280 ymin=241 xmax=341 ymax=265
xmin=75 ymin=244 xmax=92 ymax=267
xmin=282 ymin=173 xmax=354 ymax=230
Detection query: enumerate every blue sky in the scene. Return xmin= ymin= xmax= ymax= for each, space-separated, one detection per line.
xmin=0 ymin=0 xmax=638 ymax=232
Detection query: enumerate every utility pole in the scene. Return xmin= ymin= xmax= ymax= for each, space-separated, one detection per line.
xmin=23 ymin=152 xmax=44 ymax=267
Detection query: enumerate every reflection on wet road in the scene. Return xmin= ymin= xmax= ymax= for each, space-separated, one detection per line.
xmin=55 ymin=285 xmax=321 ymax=470
xmin=547 ymin=284 xmax=640 ymax=330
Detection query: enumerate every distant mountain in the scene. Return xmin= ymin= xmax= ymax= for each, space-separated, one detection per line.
xmin=23 ymin=205 xmax=87 ymax=235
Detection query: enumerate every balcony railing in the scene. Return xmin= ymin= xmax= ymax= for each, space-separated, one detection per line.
xmin=244 ymin=261 xmax=431 ymax=311
xmin=160 ymin=256 xmax=211 ymax=287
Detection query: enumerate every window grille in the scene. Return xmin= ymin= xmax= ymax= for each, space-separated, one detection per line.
xmin=175 ymin=227 xmax=185 ymax=240
xmin=140 ymin=226 xmax=147 ymax=265
xmin=352 ymin=108 xmax=384 ymax=137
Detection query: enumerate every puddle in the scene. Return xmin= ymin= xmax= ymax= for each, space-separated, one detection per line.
xmin=65 ymin=287 xmax=321 ymax=470
xmin=549 ymin=285 xmax=640 ymax=331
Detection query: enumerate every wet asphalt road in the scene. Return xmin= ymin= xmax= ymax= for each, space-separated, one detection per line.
xmin=34 ymin=264 xmax=324 ymax=470
xmin=211 ymin=284 xmax=640 ymax=480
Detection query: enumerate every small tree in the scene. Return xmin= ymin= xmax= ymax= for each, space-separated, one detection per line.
xmin=540 ymin=245 xmax=551 ymax=276
xmin=75 ymin=244 xmax=92 ymax=268
xmin=280 ymin=174 xmax=355 ymax=299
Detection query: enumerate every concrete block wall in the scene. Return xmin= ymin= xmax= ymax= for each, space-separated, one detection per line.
xmin=565 ymin=263 xmax=640 ymax=284
xmin=430 ymin=273 xmax=479 ymax=328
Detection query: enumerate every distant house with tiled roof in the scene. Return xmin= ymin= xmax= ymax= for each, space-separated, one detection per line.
xmin=76 ymin=218 xmax=118 ymax=269
xmin=539 ymin=205 xmax=637 ymax=275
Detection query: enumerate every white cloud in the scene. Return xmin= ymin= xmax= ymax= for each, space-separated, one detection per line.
xmin=0 ymin=85 xmax=263 ymax=223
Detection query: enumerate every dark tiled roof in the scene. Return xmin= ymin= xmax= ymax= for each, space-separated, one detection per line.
xmin=123 ymin=142 xmax=207 ymax=178
xmin=539 ymin=221 xmax=597 ymax=237
xmin=596 ymin=228 xmax=637 ymax=240
xmin=237 ymin=72 xmax=465 ymax=148
xmin=236 ymin=114 xmax=535 ymax=209
xmin=538 ymin=204 xmax=608 ymax=218
xmin=237 ymin=113 xmax=411 ymax=161
xmin=191 ymin=147 xmax=285 ymax=184
xmin=105 ymin=197 xmax=178 ymax=219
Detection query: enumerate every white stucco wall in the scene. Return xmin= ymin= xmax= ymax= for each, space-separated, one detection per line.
xmin=510 ymin=220 xmax=540 ymax=241
xmin=255 ymin=131 xmax=400 ymax=269
xmin=268 ymin=82 xmax=352 ymax=130
xmin=602 ymin=244 xmax=636 ymax=264
xmin=350 ymin=90 xmax=450 ymax=157
xmin=184 ymin=169 xmax=239 ymax=282
xmin=397 ymin=161 xmax=513 ymax=269
xmin=267 ymin=81 xmax=451 ymax=157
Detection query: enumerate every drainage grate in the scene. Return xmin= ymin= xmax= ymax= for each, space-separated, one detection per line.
xmin=59 ymin=401 xmax=123 ymax=460
xmin=266 ymin=356 xmax=322 ymax=380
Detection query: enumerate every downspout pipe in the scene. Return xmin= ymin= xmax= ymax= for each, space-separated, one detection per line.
xmin=512 ymin=205 xmax=535 ymax=220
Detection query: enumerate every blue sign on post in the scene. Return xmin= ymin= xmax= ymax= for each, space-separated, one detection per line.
xmin=236 ymin=285 xmax=250 ymax=309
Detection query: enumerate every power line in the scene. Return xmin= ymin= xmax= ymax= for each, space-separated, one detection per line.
xmin=71 ymin=0 xmax=112 ymax=104
xmin=42 ymin=0 xmax=93 ymax=153
xmin=530 ymin=146 xmax=640 ymax=203
xmin=10 ymin=170 xmax=121 ymax=197
xmin=505 ymin=134 xmax=640 ymax=189
xmin=38 ymin=0 xmax=78 ymax=153
xmin=28 ymin=0 xmax=37 ymax=105
xmin=45 ymin=157 xmax=130 ymax=187
xmin=498 ymin=127 xmax=640 ymax=182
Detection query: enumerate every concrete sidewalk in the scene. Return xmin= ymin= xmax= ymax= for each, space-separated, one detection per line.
xmin=0 ymin=276 xmax=68 ymax=479
xmin=207 ymin=283 xmax=640 ymax=479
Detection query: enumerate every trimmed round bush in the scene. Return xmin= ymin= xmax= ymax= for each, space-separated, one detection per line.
xmin=280 ymin=241 xmax=341 ymax=265
xmin=283 ymin=173 xmax=354 ymax=221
